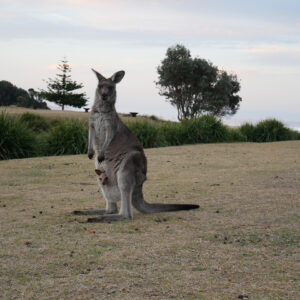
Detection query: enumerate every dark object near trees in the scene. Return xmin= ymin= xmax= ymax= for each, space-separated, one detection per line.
xmin=156 ymin=44 xmax=242 ymax=120
xmin=130 ymin=112 xmax=138 ymax=117
xmin=40 ymin=58 xmax=88 ymax=111
xmin=84 ymin=108 xmax=89 ymax=113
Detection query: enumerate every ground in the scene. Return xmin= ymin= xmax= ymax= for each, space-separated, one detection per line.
xmin=0 ymin=141 xmax=299 ymax=299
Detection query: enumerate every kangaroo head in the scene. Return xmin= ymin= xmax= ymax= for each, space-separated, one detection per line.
xmin=92 ymin=69 xmax=125 ymax=106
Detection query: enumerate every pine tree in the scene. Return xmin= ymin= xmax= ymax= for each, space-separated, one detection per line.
xmin=41 ymin=58 xmax=87 ymax=110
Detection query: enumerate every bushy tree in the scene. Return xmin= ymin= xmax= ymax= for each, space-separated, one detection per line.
xmin=0 ymin=81 xmax=28 ymax=106
xmin=40 ymin=58 xmax=87 ymax=110
xmin=156 ymin=44 xmax=241 ymax=120
xmin=0 ymin=81 xmax=48 ymax=109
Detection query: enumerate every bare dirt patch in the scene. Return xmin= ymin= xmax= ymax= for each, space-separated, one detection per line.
xmin=0 ymin=141 xmax=299 ymax=299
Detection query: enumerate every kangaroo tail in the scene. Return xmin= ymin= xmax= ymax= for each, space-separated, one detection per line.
xmin=132 ymin=188 xmax=199 ymax=214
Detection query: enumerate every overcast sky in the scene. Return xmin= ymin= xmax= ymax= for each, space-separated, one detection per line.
xmin=1 ymin=0 xmax=299 ymax=127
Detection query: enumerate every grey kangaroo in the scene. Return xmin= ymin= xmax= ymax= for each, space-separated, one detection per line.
xmin=73 ymin=69 xmax=199 ymax=222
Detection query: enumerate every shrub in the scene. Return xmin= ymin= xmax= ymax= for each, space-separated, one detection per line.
xmin=44 ymin=120 xmax=88 ymax=155
xmin=253 ymin=119 xmax=291 ymax=142
xmin=226 ymin=127 xmax=247 ymax=142
xmin=289 ymin=129 xmax=300 ymax=140
xmin=125 ymin=119 xmax=167 ymax=148
xmin=20 ymin=112 xmax=49 ymax=132
xmin=149 ymin=115 xmax=159 ymax=122
xmin=0 ymin=111 xmax=36 ymax=160
xmin=239 ymin=123 xmax=256 ymax=142
xmin=181 ymin=115 xmax=228 ymax=144
xmin=158 ymin=122 xmax=185 ymax=146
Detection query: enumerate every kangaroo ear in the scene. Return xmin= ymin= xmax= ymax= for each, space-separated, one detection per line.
xmin=111 ymin=71 xmax=125 ymax=84
xmin=92 ymin=69 xmax=106 ymax=82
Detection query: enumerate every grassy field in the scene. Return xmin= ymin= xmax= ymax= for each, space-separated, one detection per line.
xmin=0 ymin=106 xmax=157 ymax=124
xmin=0 ymin=106 xmax=90 ymax=121
xmin=0 ymin=141 xmax=299 ymax=299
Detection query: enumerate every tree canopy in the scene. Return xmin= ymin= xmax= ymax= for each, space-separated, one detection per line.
xmin=40 ymin=58 xmax=87 ymax=110
xmin=0 ymin=80 xmax=48 ymax=109
xmin=156 ymin=44 xmax=242 ymax=120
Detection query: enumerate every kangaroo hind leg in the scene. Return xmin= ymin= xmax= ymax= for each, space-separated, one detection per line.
xmin=87 ymin=168 xmax=134 ymax=222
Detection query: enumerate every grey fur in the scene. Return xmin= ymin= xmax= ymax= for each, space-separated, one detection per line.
xmin=76 ymin=69 xmax=199 ymax=222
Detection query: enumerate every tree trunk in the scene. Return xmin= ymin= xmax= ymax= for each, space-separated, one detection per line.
xmin=62 ymin=104 xmax=64 ymax=111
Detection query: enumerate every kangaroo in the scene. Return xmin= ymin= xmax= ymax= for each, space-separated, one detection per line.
xmin=73 ymin=69 xmax=199 ymax=222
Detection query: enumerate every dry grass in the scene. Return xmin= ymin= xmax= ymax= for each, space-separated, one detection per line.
xmin=0 ymin=106 xmax=90 ymax=121
xmin=0 ymin=141 xmax=299 ymax=299
xmin=0 ymin=107 xmax=154 ymax=123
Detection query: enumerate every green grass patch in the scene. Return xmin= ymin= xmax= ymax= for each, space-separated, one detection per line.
xmin=44 ymin=120 xmax=88 ymax=156
xmin=0 ymin=111 xmax=37 ymax=160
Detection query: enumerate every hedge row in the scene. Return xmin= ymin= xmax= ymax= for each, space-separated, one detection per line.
xmin=0 ymin=112 xmax=299 ymax=160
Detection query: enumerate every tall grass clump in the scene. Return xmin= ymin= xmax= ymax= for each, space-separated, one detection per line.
xmin=289 ymin=129 xmax=300 ymax=140
xmin=20 ymin=112 xmax=49 ymax=132
xmin=158 ymin=122 xmax=185 ymax=146
xmin=0 ymin=111 xmax=36 ymax=160
xmin=44 ymin=120 xmax=88 ymax=155
xmin=252 ymin=119 xmax=291 ymax=142
xmin=125 ymin=119 xmax=167 ymax=148
xmin=239 ymin=123 xmax=256 ymax=142
xmin=181 ymin=115 xmax=228 ymax=144
xmin=226 ymin=127 xmax=247 ymax=142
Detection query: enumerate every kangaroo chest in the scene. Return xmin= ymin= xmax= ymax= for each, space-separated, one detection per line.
xmin=91 ymin=111 xmax=118 ymax=150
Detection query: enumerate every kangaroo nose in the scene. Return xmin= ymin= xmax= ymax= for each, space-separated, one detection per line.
xmin=102 ymin=94 xmax=108 ymax=100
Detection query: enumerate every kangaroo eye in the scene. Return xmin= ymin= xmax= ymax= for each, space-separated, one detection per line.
xmin=108 ymin=86 xmax=114 ymax=92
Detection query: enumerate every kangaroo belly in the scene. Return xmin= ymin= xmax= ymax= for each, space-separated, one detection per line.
xmin=100 ymin=184 xmax=121 ymax=203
